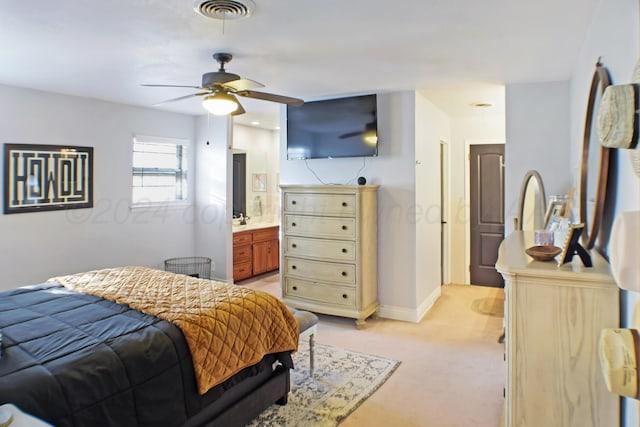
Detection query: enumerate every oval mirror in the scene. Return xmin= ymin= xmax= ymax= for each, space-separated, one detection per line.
xmin=516 ymin=170 xmax=547 ymax=231
xmin=579 ymin=60 xmax=611 ymax=249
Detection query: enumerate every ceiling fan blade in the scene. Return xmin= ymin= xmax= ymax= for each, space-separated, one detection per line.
xmin=153 ymin=91 xmax=211 ymax=105
xmin=238 ymin=90 xmax=304 ymax=106
xmin=339 ymin=131 xmax=363 ymax=139
xmin=223 ymin=78 xmax=265 ymax=92
xmin=142 ymin=84 xmax=204 ymax=89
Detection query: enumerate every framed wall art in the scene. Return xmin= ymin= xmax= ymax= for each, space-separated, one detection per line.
xmin=3 ymin=143 xmax=93 ymax=214
xmin=252 ymin=173 xmax=266 ymax=192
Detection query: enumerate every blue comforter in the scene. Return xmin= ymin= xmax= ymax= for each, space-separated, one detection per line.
xmin=0 ymin=283 xmax=290 ymax=426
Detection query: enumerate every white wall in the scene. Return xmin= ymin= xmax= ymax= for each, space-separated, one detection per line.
xmin=280 ymin=91 xmax=446 ymax=321
xmin=415 ymin=93 xmax=450 ymax=312
xmin=505 ymin=81 xmax=573 ymax=237
xmin=194 ymin=114 xmax=233 ymax=282
xmin=0 ymin=84 xmax=197 ymax=289
xmin=568 ymin=0 xmax=640 ymax=424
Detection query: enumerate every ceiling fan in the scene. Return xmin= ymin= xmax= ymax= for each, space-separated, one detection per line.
xmin=339 ymin=121 xmax=377 ymax=140
xmin=143 ymin=52 xmax=304 ymax=115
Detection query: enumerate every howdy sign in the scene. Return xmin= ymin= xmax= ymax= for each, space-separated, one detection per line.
xmin=3 ymin=144 xmax=93 ymax=214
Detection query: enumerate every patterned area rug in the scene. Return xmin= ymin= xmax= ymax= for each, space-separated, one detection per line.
xmin=248 ymin=341 xmax=401 ymax=426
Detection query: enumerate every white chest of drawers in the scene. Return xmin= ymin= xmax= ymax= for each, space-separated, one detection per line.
xmin=280 ymin=185 xmax=379 ymax=328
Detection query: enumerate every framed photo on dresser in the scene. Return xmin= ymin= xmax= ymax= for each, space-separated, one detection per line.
xmin=558 ymin=223 xmax=592 ymax=267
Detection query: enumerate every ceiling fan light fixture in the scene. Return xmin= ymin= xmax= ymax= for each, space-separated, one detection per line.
xmin=363 ymin=132 xmax=378 ymax=145
xmin=202 ymin=92 xmax=240 ymax=115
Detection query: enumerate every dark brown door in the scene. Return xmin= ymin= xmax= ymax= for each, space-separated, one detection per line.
xmin=470 ymin=144 xmax=505 ymax=287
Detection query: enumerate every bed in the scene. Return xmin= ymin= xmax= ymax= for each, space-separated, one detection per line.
xmin=0 ymin=266 xmax=299 ymax=427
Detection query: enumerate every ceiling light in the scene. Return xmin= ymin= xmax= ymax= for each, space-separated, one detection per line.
xmin=363 ymin=131 xmax=378 ymax=145
xmin=202 ymin=92 xmax=240 ymax=115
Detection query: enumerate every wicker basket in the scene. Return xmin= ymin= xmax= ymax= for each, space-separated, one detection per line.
xmin=164 ymin=257 xmax=212 ymax=279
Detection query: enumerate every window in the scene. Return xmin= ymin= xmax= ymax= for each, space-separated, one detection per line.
xmin=132 ymin=136 xmax=188 ymax=206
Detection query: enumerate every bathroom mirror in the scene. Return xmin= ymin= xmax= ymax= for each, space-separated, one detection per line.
xmin=579 ymin=60 xmax=611 ymax=250
xmin=232 ymin=149 xmax=272 ymax=220
xmin=515 ymin=170 xmax=547 ymax=231
xmin=231 ymin=124 xmax=280 ymax=224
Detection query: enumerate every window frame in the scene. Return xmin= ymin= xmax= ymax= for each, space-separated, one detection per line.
xmin=131 ymin=135 xmax=190 ymax=209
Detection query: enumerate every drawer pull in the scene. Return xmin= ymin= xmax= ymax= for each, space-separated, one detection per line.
xmin=291 ymin=200 xmax=297 ymax=205
xmin=292 ymin=286 xmax=298 ymax=291
xmin=341 ymin=225 xmax=347 ymax=230
xmin=292 ymin=265 xmax=297 ymax=270
xmin=292 ymin=222 xmax=297 ymax=227
xmin=341 ymin=271 xmax=347 ymax=277
xmin=292 ymin=243 xmax=297 ymax=248
xmin=342 ymin=202 xmax=347 ymax=207
xmin=342 ymin=294 xmax=348 ymax=299
xmin=342 ymin=248 xmax=347 ymax=253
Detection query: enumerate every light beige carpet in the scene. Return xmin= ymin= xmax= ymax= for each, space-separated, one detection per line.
xmin=242 ymin=274 xmax=505 ymax=427
xmin=471 ymin=296 xmax=505 ymax=317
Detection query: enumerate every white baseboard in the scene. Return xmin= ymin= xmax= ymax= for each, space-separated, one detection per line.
xmin=416 ymin=285 xmax=442 ymax=322
xmin=378 ymin=286 xmax=442 ymax=323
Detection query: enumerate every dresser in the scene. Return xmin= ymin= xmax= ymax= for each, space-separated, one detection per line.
xmin=495 ymin=231 xmax=619 ymax=427
xmin=233 ymin=225 xmax=279 ymax=282
xmin=280 ymin=185 xmax=379 ymax=328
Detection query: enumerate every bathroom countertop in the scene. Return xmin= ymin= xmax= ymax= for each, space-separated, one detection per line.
xmin=232 ymin=219 xmax=279 ymax=233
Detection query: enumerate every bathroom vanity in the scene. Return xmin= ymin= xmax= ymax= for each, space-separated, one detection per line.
xmin=232 ymin=223 xmax=279 ymax=282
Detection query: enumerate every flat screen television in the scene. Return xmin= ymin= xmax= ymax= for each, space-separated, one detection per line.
xmin=286 ymin=94 xmax=378 ymax=160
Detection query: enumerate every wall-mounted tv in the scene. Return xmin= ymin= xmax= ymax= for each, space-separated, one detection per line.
xmin=286 ymin=94 xmax=378 ymax=160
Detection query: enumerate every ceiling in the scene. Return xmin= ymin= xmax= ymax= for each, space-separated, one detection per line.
xmin=0 ymin=1 xmax=599 ymax=129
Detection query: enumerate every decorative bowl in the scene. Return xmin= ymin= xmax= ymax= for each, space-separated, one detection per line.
xmin=525 ymin=245 xmax=562 ymax=262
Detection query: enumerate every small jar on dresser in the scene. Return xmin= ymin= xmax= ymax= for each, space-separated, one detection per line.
xmin=280 ymin=184 xmax=379 ymax=328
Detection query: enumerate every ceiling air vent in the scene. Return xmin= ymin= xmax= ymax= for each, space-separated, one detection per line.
xmin=193 ymin=0 xmax=256 ymax=20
